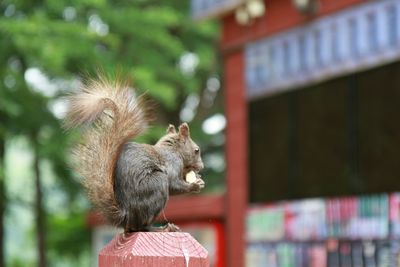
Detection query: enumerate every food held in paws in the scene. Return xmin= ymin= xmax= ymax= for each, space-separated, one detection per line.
xmin=185 ymin=171 xmax=197 ymax=183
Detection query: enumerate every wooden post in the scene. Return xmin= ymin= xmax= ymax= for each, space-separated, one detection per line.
xmin=224 ymin=50 xmax=248 ymax=267
xmin=99 ymin=232 xmax=209 ymax=267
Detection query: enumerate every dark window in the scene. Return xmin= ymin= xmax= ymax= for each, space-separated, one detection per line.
xmin=249 ymin=61 xmax=400 ymax=203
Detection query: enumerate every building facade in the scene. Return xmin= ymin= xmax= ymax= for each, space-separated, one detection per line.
xmin=191 ymin=0 xmax=400 ymax=266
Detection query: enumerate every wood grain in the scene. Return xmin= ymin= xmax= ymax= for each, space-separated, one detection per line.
xmin=99 ymin=232 xmax=209 ymax=267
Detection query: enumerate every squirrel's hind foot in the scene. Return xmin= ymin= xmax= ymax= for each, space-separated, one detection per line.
xmin=151 ymin=223 xmax=181 ymax=232
xmin=124 ymin=223 xmax=180 ymax=233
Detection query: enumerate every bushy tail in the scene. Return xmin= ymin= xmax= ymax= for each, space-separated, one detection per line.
xmin=64 ymin=77 xmax=150 ymax=226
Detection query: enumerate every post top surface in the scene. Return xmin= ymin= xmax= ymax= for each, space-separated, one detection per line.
xmin=100 ymin=232 xmax=208 ymax=259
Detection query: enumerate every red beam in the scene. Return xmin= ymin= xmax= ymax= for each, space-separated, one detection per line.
xmin=87 ymin=194 xmax=225 ymax=228
xmin=221 ymin=0 xmax=365 ymax=53
xmin=163 ymin=194 xmax=225 ymax=223
xmin=224 ymin=51 xmax=248 ymax=267
xmin=87 ymin=211 xmax=105 ymax=228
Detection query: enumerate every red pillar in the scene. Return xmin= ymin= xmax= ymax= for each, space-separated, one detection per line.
xmin=224 ymin=51 xmax=248 ymax=267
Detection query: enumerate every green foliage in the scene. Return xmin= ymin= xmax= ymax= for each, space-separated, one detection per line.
xmin=0 ymin=0 xmax=221 ymax=266
xmin=47 ymin=212 xmax=91 ymax=258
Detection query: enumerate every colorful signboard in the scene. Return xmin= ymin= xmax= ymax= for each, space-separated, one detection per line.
xmin=245 ymin=0 xmax=400 ymax=99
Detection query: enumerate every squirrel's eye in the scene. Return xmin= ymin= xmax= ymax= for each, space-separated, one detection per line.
xmin=194 ymin=147 xmax=200 ymax=154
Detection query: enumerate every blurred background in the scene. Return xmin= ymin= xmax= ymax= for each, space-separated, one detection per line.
xmin=0 ymin=0 xmax=222 ymax=266
xmin=2 ymin=0 xmax=400 ymax=267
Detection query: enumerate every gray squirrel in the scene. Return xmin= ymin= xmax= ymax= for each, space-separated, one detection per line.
xmin=64 ymin=77 xmax=205 ymax=232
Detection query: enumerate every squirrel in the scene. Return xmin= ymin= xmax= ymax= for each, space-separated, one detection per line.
xmin=64 ymin=77 xmax=205 ymax=232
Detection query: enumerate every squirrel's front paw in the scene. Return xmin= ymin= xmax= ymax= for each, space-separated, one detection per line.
xmin=190 ymin=177 xmax=205 ymax=193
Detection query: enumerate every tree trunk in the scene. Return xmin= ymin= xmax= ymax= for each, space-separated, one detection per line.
xmin=32 ymin=135 xmax=46 ymax=267
xmin=0 ymin=137 xmax=5 ymax=267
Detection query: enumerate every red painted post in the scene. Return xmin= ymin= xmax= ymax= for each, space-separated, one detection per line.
xmin=224 ymin=51 xmax=248 ymax=267
xmin=99 ymin=232 xmax=209 ymax=267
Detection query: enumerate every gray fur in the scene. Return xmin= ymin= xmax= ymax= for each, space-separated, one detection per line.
xmin=64 ymin=77 xmax=205 ymax=232
xmin=114 ymin=128 xmax=204 ymax=232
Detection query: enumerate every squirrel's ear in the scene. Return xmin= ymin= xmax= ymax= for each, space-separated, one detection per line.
xmin=166 ymin=124 xmax=176 ymax=134
xmin=178 ymin=123 xmax=190 ymax=138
